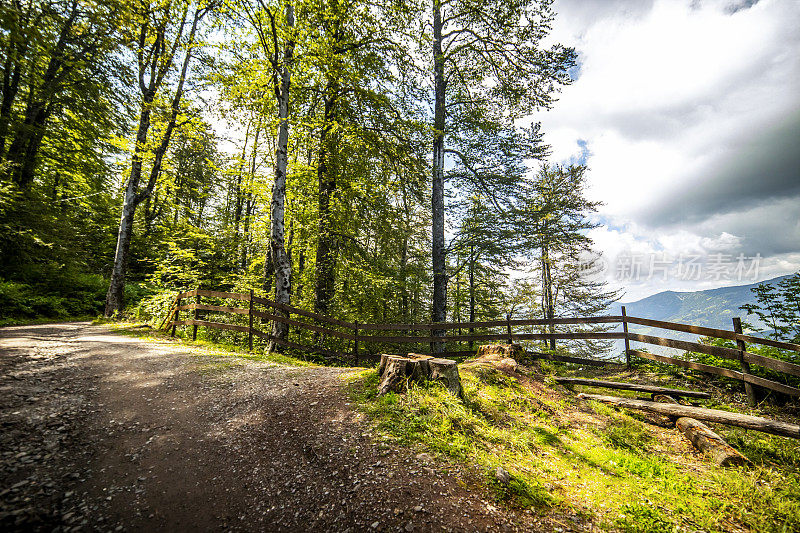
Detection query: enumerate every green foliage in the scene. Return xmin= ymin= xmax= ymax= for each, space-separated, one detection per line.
xmin=0 ymin=271 xmax=152 ymax=322
xmin=740 ymin=272 xmax=800 ymax=341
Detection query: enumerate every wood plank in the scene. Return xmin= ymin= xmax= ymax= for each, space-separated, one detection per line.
xmin=251 ymin=295 xmax=356 ymax=329
xmin=554 ymin=377 xmax=711 ymax=398
xmin=195 ymin=289 xmax=249 ymax=302
xmin=743 ymin=352 xmax=800 ymax=378
xmin=625 ymin=315 xmax=800 ymax=353
xmin=173 ymin=319 xmax=250 ymax=333
xmin=175 ymin=289 xmax=198 ymax=299
xmin=532 ymin=352 xmax=625 ymax=367
xmin=179 ymin=303 xmax=250 ymax=315
xmin=358 ymin=316 xmax=623 ymax=331
xmin=359 ymin=332 xmax=625 ymax=344
xmin=250 ymin=310 xmax=356 ymax=341
xmin=741 ymin=373 xmax=800 ymax=397
xmin=736 ymin=335 xmax=800 ymax=353
xmin=578 ymin=393 xmax=800 ymax=439
xmin=630 ymin=350 xmax=800 ymax=397
xmin=627 ymin=333 xmax=743 ymax=361
xmin=631 ymin=350 xmax=745 ymax=379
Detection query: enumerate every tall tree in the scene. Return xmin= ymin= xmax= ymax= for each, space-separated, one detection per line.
xmin=234 ymin=0 xmax=298 ymax=349
xmin=105 ymin=0 xmax=213 ymax=315
xmin=426 ymin=0 xmax=575 ymax=349
xmin=513 ymin=164 xmax=619 ymax=353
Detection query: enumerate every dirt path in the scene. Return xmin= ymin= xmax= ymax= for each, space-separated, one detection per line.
xmin=0 ymin=323 xmax=556 ymax=532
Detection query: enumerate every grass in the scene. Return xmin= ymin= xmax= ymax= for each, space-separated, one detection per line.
xmin=99 ymin=320 xmax=317 ymax=368
xmin=347 ymin=363 xmax=800 ymax=532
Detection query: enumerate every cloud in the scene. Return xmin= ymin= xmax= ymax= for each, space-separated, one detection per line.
xmin=533 ymin=0 xmax=800 ymax=298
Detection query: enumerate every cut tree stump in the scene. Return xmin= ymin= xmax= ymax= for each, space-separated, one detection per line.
xmin=428 ymin=358 xmax=463 ymax=397
xmin=555 ymin=378 xmax=710 ymax=399
xmin=654 ymin=395 xmax=748 ymax=466
xmin=579 ymin=393 xmax=800 ymax=439
xmin=477 ymin=344 xmax=523 ymax=359
xmin=377 ymin=353 xmax=461 ymax=398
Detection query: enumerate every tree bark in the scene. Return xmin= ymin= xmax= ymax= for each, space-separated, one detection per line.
xmin=541 ymin=242 xmax=555 ymax=351
xmin=469 ymin=244 xmax=475 ymax=349
xmin=105 ymin=5 xmax=203 ymax=315
xmin=579 ymin=393 xmax=800 ymax=439
xmin=431 ymin=0 xmax=447 ymax=352
xmin=265 ymin=2 xmax=295 ymax=352
xmin=314 ymin=79 xmax=339 ymax=317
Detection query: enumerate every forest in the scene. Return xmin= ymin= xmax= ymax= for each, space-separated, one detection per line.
xmin=0 ymin=0 xmax=617 ymax=351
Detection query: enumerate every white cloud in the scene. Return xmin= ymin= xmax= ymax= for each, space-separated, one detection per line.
xmin=534 ymin=0 xmax=800 ymax=299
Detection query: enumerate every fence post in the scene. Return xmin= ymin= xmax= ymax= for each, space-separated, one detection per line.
xmin=733 ymin=317 xmax=757 ymax=406
xmin=172 ymin=294 xmax=180 ymax=337
xmin=506 ymin=313 xmax=513 ymax=345
xmin=192 ymin=288 xmax=199 ymax=341
xmin=353 ymin=321 xmax=359 ymax=366
xmin=248 ymin=289 xmax=254 ymax=352
xmin=622 ymin=306 xmax=631 ymax=369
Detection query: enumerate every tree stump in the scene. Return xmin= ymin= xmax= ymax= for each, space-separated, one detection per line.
xmin=427 ymin=358 xmax=462 ymax=397
xmin=377 ymin=353 xmax=461 ymax=398
xmin=463 ymin=345 xmax=521 ymax=373
xmin=477 ymin=344 xmax=523 ymax=359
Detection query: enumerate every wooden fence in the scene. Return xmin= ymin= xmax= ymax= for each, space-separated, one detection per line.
xmin=161 ymin=289 xmax=800 ymax=399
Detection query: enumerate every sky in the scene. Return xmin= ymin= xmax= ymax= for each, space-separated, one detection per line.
xmin=531 ymin=0 xmax=800 ymax=301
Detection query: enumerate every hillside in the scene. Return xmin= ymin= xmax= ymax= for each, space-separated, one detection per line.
xmin=610 ymin=275 xmax=791 ymax=332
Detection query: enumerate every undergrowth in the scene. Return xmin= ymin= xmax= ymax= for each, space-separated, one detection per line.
xmin=347 ymin=365 xmax=800 ymax=532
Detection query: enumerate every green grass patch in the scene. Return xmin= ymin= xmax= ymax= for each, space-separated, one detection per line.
xmin=102 ymin=321 xmax=316 ymax=367
xmin=347 ymin=365 xmax=800 ymax=531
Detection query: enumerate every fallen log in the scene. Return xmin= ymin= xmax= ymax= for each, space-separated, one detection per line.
xmin=556 ymin=378 xmax=710 ymax=399
xmin=654 ymin=395 xmax=748 ymax=466
xmin=677 ymin=417 xmax=749 ymax=466
xmin=578 ymin=393 xmax=800 ymax=439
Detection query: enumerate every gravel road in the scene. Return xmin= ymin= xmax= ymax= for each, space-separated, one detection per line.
xmin=0 ymin=322 xmax=560 ymax=532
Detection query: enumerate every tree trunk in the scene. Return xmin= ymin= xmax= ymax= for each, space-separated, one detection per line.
xmin=104 ymin=6 xmax=203 ymax=316
xmin=579 ymin=393 xmax=800 ymax=439
xmin=314 ymin=80 xmax=339 ymax=317
xmin=431 ymin=0 xmax=447 ymax=352
xmin=469 ymin=244 xmax=475 ymax=349
xmin=104 ymin=89 xmax=153 ymax=316
xmin=105 ymin=176 xmax=139 ymax=315
xmin=541 ymin=243 xmax=555 ymax=351
xmin=266 ymin=3 xmax=295 ymax=353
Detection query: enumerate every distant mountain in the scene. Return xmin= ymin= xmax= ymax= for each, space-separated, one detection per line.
xmin=609 ymin=274 xmax=792 ymax=333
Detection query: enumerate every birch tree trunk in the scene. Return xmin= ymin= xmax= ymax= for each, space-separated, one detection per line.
xmin=266 ymin=2 xmax=295 ymax=352
xmin=105 ymin=4 xmax=204 ymax=316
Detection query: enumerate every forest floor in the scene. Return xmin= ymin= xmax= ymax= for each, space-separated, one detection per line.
xmin=0 ymin=322 xmax=571 ymax=532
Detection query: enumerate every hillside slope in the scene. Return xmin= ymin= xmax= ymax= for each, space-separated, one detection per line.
xmin=610 ymin=274 xmax=791 ymax=332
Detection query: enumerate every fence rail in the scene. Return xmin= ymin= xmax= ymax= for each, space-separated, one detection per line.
xmin=162 ymin=288 xmax=800 ymax=399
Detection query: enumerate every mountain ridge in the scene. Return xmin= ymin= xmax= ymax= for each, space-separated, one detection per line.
xmin=609 ymin=274 xmax=792 ymax=332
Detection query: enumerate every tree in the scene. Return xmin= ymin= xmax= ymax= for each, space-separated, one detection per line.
xmin=0 ymin=0 xmax=126 ymax=189
xmin=105 ymin=0 xmax=214 ymax=315
xmin=233 ymin=0 xmax=298 ymax=350
xmin=513 ymin=164 xmax=619 ymax=353
xmin=426 ymin=0 xmax=575 ymax=349
xmin=741 ymin=273 xmax=800 ymax=341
